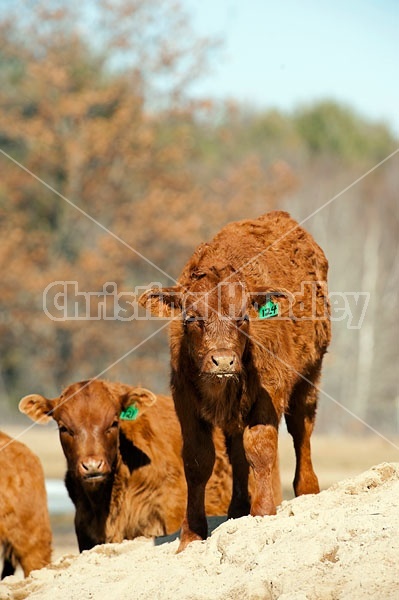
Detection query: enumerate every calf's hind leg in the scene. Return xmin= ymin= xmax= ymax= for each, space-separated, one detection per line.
xmin=285 ymin=364 xmax=321 ymax=497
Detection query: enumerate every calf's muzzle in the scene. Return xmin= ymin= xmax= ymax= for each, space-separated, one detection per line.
xmin=79 ymin=457 xmax=108 ymax=481
xmin=203 ymin=349 xmax=240 ymax=377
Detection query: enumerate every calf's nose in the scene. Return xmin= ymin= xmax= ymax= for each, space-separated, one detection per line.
xmin=80 ymin=458 xmax=105 ymax=475
xmin=210 ymin=351 xmax=237 ymax=372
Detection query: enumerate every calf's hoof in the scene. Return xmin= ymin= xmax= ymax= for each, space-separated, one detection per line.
xmin=227 ymin=499 xmax=251 ymax=520
xmin=294 ymin=472 xmax=320 ymax=496
xmin=177 ymin=530 xmax=203 ymax=553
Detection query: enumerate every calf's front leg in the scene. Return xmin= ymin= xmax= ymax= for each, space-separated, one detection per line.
xmin=225 ymin=432 xmax=251 ymax=519
xmin=177 ymin=421 xmax=215 ymax=553
xmin=243 ymin=423 xmax=278 ymax=516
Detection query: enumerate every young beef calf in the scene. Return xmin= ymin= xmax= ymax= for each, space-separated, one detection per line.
xmin=140 ymin=210 xmax=331 ymax=551
xmin=19 ymin=380 xmax=234 ymax=551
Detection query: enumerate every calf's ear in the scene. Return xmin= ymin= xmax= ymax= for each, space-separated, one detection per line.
xmin=249 ymin=287 xmax=295 ymax=310
xmin=138 ymin=286 xmax=182 ymax=318
xmin=117 ymin=386 xmax=157 ymax=420
xmin=127 ymin=387 xmax=157 ymax=410
xmin=19 ymin=394 xmax=55 ymax=424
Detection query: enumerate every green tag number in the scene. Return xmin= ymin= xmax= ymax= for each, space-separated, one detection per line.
xmin=258 ymin=300 xmax=279 ymax=320
xmin=120 ymin=404 xmax=139 ymax=421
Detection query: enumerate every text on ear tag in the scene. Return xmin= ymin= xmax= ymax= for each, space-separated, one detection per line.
xmin=258 ymin=300 xmax=279 ymax=319
xmin=120 ymin=404 xmax=139 ymax=420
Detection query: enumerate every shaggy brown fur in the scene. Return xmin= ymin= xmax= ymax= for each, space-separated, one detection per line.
xmin=19 ymin=380 xmax=234 ymax=552
xmin=140 ymin=210 xmax=331 ymax=551
xmin=0 ymin=431 xmax=52 ymax=578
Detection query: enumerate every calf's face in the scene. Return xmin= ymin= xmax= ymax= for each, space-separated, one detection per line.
xmin=181 ymin=283 xmax=249 ymax=379
xmin=140 ymin=269 xmax=292 ymax=384
xmin=55 ymin=388 xmax=119 ymax=483
xmin=19 ymin=381 xmax=156 ymax=487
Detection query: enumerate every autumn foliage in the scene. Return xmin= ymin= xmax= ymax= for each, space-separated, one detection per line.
xmin=0 ymin=1 xmax=397 ymax=433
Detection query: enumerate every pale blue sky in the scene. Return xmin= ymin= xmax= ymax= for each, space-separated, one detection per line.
xmin=185 ymin=0 xmax=399 ymax=133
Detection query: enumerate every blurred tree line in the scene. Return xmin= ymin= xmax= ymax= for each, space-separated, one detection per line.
xmin=0 ymin=0 xmax=398 ymax=434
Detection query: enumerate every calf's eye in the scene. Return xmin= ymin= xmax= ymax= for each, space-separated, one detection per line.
xmin=59 ymin=425 xmax=74 ymax=437
xmin=106 ymin=421 xmax=119 ymax=433
xmin=237 ymin=315 xmax=249 ymax=327
xmin=184 ymin=315 xmax=196 ymax=324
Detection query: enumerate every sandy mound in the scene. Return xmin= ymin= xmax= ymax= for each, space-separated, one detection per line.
xmin=1 ymin=463 xmax=398 ymax=600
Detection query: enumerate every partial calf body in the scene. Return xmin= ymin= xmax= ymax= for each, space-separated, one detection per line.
xmin=0 ymin=431 xmax=52 ymax=578
xmin=140 ymin=211 xmax=331 ymax=551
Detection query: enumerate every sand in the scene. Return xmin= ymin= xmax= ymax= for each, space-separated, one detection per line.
xmin=1 ymin=462 xmax=398 ymax=600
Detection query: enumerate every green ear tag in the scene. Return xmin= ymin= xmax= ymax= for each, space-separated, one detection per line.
xmin=120 ymin=404 xmax=139 ymax=421
xmin=258 ymin=300 xmax=279 ymax=319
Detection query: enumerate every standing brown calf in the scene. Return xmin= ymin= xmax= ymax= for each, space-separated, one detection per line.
xmin=19 ymin=380 xmax=235 ymax=551
xmin=0 ymin=431 xmax=52 ymax=578
xmin=140 ymin=210 xmax=331 ymax=551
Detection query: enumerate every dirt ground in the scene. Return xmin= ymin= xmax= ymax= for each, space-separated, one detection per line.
xmin=3 ymin=423 xmax=399 ymax=561
xmin=2 ymin=462 xmax=399 ymax=599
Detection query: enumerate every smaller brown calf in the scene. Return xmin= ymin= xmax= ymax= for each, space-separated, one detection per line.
xmin=19 ymin=380 xmax=238 ymax=551
xmin=0 ymin=431 xmax=52 ymax=578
